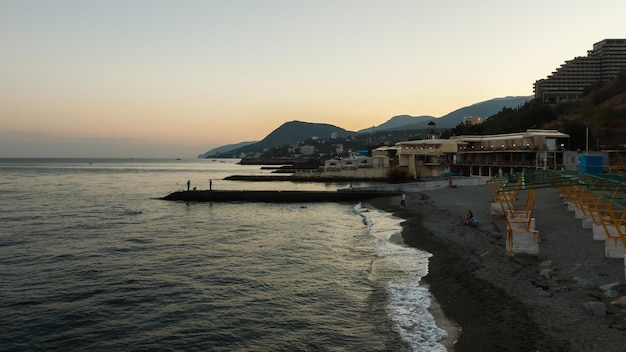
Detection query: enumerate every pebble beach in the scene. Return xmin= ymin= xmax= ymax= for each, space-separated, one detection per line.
xmin=368 ymin=182 xmax=626 ymax=351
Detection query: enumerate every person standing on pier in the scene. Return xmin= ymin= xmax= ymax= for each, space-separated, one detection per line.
xmin=187 ymin=180 xmax=191 ymax=191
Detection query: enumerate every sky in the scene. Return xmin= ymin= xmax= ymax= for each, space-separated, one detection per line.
xmin=1 ymin=0 xmax=625 ymax=158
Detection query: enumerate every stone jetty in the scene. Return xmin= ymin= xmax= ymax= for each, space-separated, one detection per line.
xmin=161 ymin=190 xmax=401 ymax=203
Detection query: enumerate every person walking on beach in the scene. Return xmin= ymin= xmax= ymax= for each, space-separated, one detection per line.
xmin=400 ymin=192 xmax=406 ymax=207
xmin=187 ymin=180 xmax=191 ymax=191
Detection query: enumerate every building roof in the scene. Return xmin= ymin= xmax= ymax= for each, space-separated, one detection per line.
xmin=450 ymin=129 xmax=569 ymax=142
xmin=373 ymin=145 xmax=399 ymax=151
xmin=375 ymin=130 xmax=569 ymax=154
xmin=395 ymin=139 xmax=456 ymax=146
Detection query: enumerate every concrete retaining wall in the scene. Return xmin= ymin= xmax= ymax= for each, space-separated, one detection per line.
xmin=354 ymin=176 xmax=489 ymax=192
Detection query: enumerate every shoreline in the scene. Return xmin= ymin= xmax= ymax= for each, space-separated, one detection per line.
xmin=366 ymin=185 xmax=626 ymax=351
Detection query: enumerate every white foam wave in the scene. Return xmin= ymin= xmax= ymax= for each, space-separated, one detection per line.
xmin=361 ymin=214 xmax=373 ymax=229
xmin=388 ymin=279 xmax=448 ymax=352
xmin=353 ymin=202 xmax=373 ymax=229
xmin=369 ymin=211 xmax=404 ymax=241
xmin=360 ymin=206 xmax=447 ymax=352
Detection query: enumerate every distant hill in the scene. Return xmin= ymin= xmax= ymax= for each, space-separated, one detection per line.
xmin=201 ymin=121 xmax=353 ymax=157
xmin=199 ymin=96 xmax=532 ymax=158
xmin=357 ymin=115 xmax=434 ymax=134
xmin=257 ymin=121 xmax=353 ymax=149
xmin=359 ymin=96 xmax=532 ymax=133
xmin=198 ymin=141 xmax=258 ymax=158
xmin=436 ymin=96 xmax=532 ymax=128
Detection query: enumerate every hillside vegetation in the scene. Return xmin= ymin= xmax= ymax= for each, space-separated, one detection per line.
xmin=444 ymin=70 xmax=626 ymax=151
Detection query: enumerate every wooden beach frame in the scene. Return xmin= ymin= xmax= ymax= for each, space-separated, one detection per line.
xmin=490 ymin=170 xmax=626 ymax=258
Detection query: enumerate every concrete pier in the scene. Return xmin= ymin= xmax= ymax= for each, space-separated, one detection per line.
xmin=160 ymin=190 xmax=401 ymax=203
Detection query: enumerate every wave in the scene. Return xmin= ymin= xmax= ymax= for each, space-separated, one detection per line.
xmin=353 ymin=202 xmax=373 ymax=229
xmin=355 ymin=204 xmax=447 ymax=352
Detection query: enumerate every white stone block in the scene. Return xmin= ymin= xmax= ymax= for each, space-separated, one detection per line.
xmin=582 ymin=216 xmax=593 ymax=229
xmin=605 ymin=238 xmax=626 ymax=258
xmin=593 ymin=224 xmax=606 ymax=241
xmin=507 ymin=230 xmax=539 ymax=256
xmin=491 ymin=202 xmax=503 ymax=216
xmin=594 ymin=223 xmax=626 ymax=242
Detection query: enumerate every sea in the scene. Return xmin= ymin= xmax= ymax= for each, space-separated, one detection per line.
xmin=0 ymin=158 xmax=448 ymax=352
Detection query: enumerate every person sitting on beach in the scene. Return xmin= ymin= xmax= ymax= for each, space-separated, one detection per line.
xmin=464 ymin=209 xmax=474 ymax=225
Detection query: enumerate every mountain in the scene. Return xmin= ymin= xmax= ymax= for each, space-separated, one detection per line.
xmin=435 ymin=96 xmax=532 ymax=128
xmin=199 ymin=96 xmax=533 ymax=158
xmin=197 ymin=141 xmax=258 ymax=158
xmin=250 ymin=121 xmax=352 ymax=149
xmin=359 ymin=96 xmax=532 ymax=133
xmin=358 ymin=115 xmax=435 ymax=134
xmin=200 ymin=121 xmax=353 ymax=157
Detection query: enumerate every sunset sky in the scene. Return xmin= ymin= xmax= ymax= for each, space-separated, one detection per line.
xmin=1 ymin=0 xmax=625 ymax=158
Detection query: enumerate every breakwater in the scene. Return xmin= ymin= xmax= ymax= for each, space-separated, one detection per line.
xmin=224 ymin=175 xmax=389 ymax=182
xmin=161 ymin=190 xmax=401 ymax=203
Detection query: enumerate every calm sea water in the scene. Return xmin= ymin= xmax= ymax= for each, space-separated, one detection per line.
xmin=0 ymin=158 xmax=447 ymax=351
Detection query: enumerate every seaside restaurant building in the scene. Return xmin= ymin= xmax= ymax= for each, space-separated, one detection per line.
xmin=449 ymin=129 xmax=570 ymax=177
xmin=393 ymin=129 xmax=570 ymax=179
xmin=395 ymin=139 xmax=459 ymax=178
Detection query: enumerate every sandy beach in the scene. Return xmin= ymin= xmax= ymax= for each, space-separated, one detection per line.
xmin=367 ymin=183 xmax=626 ymax=351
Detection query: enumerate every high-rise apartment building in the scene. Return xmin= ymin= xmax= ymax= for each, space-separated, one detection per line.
xmin=534 ymin=39 xmax=626 ymax=103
